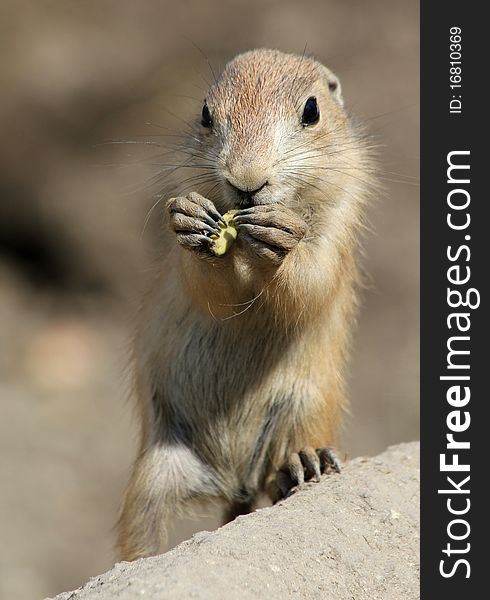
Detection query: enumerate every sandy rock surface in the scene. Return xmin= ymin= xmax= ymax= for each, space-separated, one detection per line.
xmin=49 ymin=442 xmax=419 ymax=600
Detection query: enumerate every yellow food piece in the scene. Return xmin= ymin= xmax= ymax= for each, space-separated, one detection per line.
xmin=210 ymin=210 xmax=239 ymax=256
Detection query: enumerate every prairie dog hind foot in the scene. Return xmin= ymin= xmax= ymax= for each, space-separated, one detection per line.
xmin=272 ymin=446 xmax=341 ymax=503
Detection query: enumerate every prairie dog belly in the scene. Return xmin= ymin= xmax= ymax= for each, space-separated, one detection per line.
xmin=152 ymin=315 xmax=320 ymax=487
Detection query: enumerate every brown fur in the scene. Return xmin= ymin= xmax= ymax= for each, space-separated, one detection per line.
xmin=117 ymin=49 xmax=376 ymax=561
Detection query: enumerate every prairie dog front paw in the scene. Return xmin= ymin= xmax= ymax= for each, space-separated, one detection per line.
xmin=235 ymin=205 xmax=307 ymax=265
xmin=166 ymin=192 xmax=222 ymax=256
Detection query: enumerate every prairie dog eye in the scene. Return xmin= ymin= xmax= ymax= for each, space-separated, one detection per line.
xmin=201 ymin=103 xmax=212 ymax=128
xmin=301 ymin=96 xmax=320 ymax=126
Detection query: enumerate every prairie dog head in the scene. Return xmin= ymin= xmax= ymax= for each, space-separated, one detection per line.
xmin=186 ymin=49 xmax=366 ymax=215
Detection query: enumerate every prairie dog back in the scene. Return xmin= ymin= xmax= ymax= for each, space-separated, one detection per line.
xmin=118 ymin=49 xmax=375 ymax=561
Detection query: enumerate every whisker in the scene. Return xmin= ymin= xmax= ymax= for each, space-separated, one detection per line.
xmin=140 ymin=197 xmax=164 ymax=239
xmin=183 ymin=35 xmax=219 ymax=86
xmin=220 ymin=289 xmax=265 ymax=320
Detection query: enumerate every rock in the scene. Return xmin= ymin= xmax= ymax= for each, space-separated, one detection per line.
xmin=48 ymin=442 xmax=419 ymax=600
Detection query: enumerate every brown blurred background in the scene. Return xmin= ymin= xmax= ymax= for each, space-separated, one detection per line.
xmin=0 ymin=1 xmax=419 ymax=599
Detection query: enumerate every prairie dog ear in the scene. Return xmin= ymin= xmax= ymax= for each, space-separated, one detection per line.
xmin=320 ymin=66 xmax=343 ymax=106
xmin=328 ymin=74 xmax=343 ymax=106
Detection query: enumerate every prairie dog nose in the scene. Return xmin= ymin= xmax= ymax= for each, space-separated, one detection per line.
xmin=226 ymin=179 xmax=268 ymax=196
xmin=225 ymin=178 xmax=269 ymax=207
xmin=225 ymin=156 xmax=270 ymax=195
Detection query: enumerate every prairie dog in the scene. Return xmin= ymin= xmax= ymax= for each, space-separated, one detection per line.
xmin=118 ymin=49 xmax=375 ymax=561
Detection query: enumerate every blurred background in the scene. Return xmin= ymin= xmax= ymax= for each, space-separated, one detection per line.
xmin=0 ymin=1 xmax=419 ymax=598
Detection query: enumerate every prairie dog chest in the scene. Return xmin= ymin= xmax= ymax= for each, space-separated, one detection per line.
xmin=163 ymin=315 xmax=282 ymax=403
xmin=156 ymin=309 xmax=318 ymax=418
